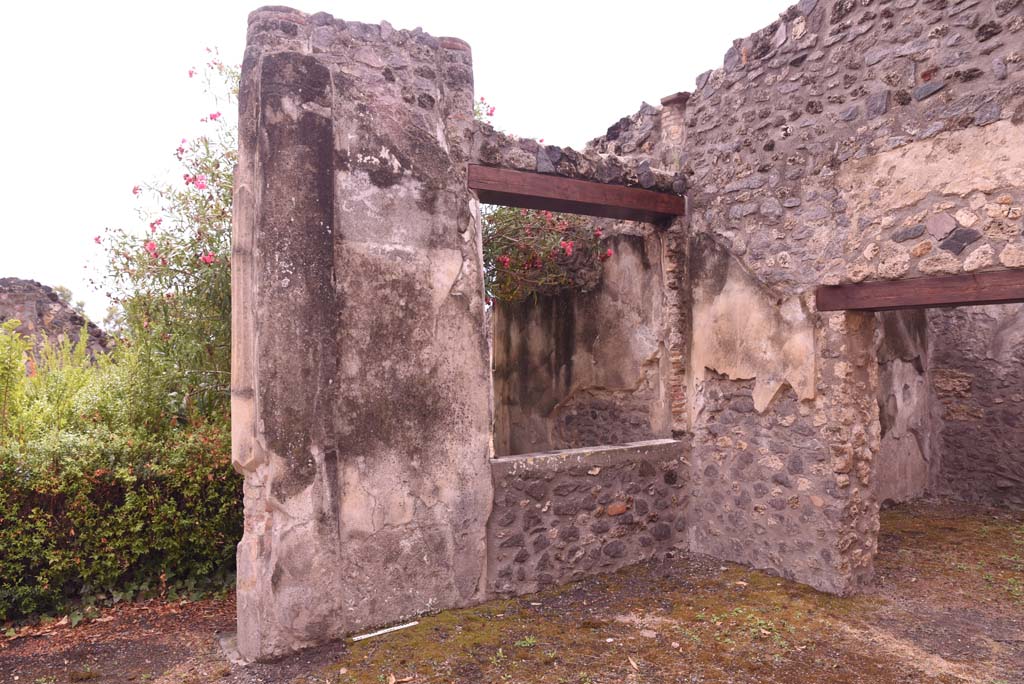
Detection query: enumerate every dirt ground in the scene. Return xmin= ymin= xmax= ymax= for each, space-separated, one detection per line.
xmin=2 ymin=500 xmax=1022 ymax=684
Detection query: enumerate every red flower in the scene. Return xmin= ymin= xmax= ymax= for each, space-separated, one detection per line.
xmin=560 ymin=240 xmax=574 ymax=257
xmin=149 ymin=218 xmax=163 ymax=233
xmin=199 ymin=253 xmax=216 ymax=265
xmin=593 ymin=228 xmax=602 ymax=238
xmin=144 ymin=241 xmax=158 ymax=257
xmin=194 ymin=174 xmax=208 ymax=190
xmin=93 ymin=235 xmax=101 ymax=244
xmin=600 ymin=248 xmax=613 ymax=261
xmin=209 ymin=112 xmax=221 ymax=121
xmin=132 ymin=185 xmax=141 ymax=196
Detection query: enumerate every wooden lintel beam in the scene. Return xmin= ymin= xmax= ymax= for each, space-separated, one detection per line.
xmin=816 ymin=270 xmax=1024 ymax=312
xmin=468 ymin=164 xmax=686 ymax=223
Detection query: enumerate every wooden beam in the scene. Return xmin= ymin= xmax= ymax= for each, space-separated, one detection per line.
xmin=468 ymin=164 xmax=686 ymax=223
xmin=816 ymin=270 xmax=1024 ymax=312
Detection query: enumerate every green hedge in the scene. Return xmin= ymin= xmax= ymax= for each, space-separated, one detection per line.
xmin=0 ymin=423 xmax=241 ymax=621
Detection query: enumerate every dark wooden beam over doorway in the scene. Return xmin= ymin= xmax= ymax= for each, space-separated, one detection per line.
xmin=468 ymin=164 xmax=686 ymax=223
xmin=816 ymin=270 xmax=1024 ymax=312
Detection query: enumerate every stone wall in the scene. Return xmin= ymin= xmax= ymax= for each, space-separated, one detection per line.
xmin=586 ymin=0 xmax=1024 ymax=592
xmin=231 ymin=8 xmax=493 ymax=661
xmin=232 ymin=0 xmax=1024 ymax=661
xmin=0 ymin=278 xmax=109 ymax=358
xmin=492 ymin=228 xmax=673 ymax=455
xmin=929 ymin=305 xmax=1024 ymax=506
xmin=487 ymin=439 xmax=688 ymax=597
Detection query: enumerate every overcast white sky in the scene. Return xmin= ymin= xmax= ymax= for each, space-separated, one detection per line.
xmin=0 ymin=0 xmax=783 ymax=322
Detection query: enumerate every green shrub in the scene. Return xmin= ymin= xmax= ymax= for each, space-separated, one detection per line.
xmin=0 ymin=423 xmax=239 ymax=621
xmin=0 ymin=320 xmax=30 ymax=440
xmin=0 ymin=55 xmax=243 ymax=624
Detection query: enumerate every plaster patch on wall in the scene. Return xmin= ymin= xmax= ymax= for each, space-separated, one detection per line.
xmin=838 ymin=121 xmax=1024 ymax=212
xmin=689 ymin=235 xmax=815 ymax=415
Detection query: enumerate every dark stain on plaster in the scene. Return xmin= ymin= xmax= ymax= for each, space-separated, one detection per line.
xmin=261 ymin=51 xmax=331 ymax=108
xmin=259 ymin=52 xmax=337 ymax=503
xmin=321 ymin=448 xmax=342 ymax=539
xmin=334 ymin=274 xmax=453 ymax=461
xmin=551 ymin=295 xmax=577 ymax=393
xmin=688 ymin=234 xmax=733 ymax=302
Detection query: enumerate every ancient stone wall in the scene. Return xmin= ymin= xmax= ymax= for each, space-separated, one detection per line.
xmin=492 ymin=228 xmax=673 ymax=456
xmin=487 ymin=440 xmax=688 ymax=596
xmin=231 ymin=8 xmax=494 ymax=661
xmin=0 ymin=278 xmax=109 ymax=358
xmin=929 ymin=305 xmax=1024 ymax=506
xmin=232 ymin=0 xmax=1024 ymax=661
xmin=591 ymin=0 xmax=1024 ymax=592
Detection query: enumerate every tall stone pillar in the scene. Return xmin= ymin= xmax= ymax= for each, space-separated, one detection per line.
xmin=231 ymin=7 xmax=492 ymax=660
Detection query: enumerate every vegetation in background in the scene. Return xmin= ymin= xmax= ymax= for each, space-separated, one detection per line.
xmin=96 ymin=50 xmax=237 ymax=419
xmin=482 ymin=207 xmax=612 ymax=303
xmin=0 ymin=54 xmax=241 ymax=623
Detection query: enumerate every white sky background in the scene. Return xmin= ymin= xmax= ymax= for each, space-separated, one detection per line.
xmin=0 ymin=0 xmax=783 ymax=322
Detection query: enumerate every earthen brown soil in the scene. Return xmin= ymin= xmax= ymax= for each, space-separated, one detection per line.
xmin=2 ymin=500 xmax=1021 ymax=684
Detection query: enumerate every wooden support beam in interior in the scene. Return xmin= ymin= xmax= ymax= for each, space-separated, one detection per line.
xmin=468 ymin=164 xmax=686 ymax=223
xmin=815 ymin=270 xmax=1024 ymax=312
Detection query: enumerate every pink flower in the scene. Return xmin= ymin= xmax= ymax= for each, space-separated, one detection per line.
xmin=479 ymin=96 xmax=485 ymax=102
xmin=188 ymin=68 xmax=195 ymax=78
xmin=94 ymin=235 xmax=101 ymax=244
xmin=149 ymin=219 xmax=163 ymax=233
xmin=132 ymin=185 xmax=141 ymax=196
xmin=199 ymin=253 xmax=216 ymax=265
xmin=144 ymin=240 xmax=158 ymax=256
xmin=539 ymin=138 xmax=544 ymax=144
xmin=560 ymin=240 xmax=574 ymax=257
xmin=497 ymin=255 xmax=511 ymax=268
xmin=600 ymin=248 xmax=613 ymax=261
xmin=209 ymin=112 xmax=221 ymax=121
xmin=194 ymin=174 xmax=208 ymax=190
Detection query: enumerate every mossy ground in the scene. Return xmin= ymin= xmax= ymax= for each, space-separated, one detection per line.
xmin=3 ymin=500 xmax=1021 ymax=683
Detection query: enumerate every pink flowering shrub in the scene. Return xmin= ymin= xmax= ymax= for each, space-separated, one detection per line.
xmin=482 ymin=206 xmax=611 ymax=303
xmin=95 ymin=52 xmax=237 ymax=417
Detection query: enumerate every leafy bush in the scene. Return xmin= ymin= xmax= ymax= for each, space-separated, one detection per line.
xmin=0 ymin=323 xmax=240 ymax=621
xmin=0 ymin=320 xmax=30 ymax=439
xmin=0 ymin=55 xmax=242 ymax=623
xmin=482 ymin=206 xmax=612 ymax=303
xmin=0 ymin=423 xmax=238 ymax=621
xmin=95 ymin=53 xmax=237 ymax=419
